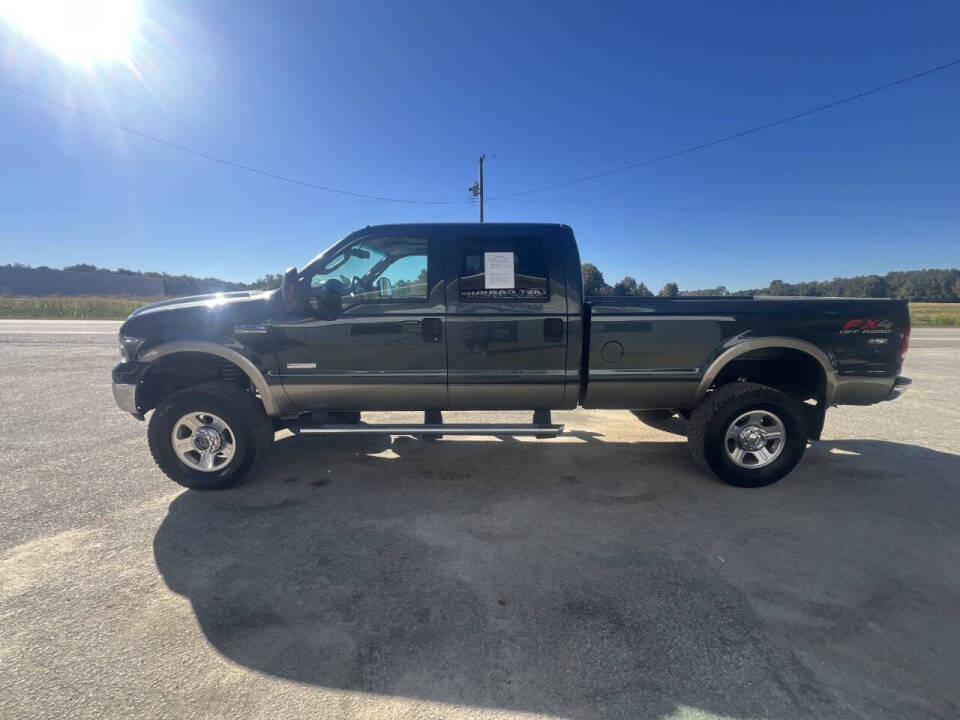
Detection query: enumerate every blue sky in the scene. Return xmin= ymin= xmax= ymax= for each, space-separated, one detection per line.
xmin=0 ymin=0 xmax=958 ymax=290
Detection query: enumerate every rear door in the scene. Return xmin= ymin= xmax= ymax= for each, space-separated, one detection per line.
xmin=272 ymin=231 xmax=447 ymax=411
xmin=445 ymin=232 xmax=568 ymax=409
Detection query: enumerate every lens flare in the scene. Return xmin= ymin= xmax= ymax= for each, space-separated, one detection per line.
xmin=0 ymin=0 xmax=141 ymax=68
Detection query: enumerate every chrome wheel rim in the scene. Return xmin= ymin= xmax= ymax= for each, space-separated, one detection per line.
xmin=724 ymin=410 xmax=786 ymax=469
xmin=171 ymin=412 xmax=236 ymax=472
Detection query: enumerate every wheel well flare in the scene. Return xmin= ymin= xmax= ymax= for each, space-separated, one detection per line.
xmin=136 ymin=343 xmax=282 ymax=416
xmin=696 ymin=339 xmax=836 ymax=408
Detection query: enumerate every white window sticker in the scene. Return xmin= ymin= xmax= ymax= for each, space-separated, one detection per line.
xmin=484 ymin=252 xmax=515 ymax=289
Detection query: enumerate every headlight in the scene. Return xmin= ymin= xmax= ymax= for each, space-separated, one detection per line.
xmin=118 ymin=335 xmax=146 ymax=362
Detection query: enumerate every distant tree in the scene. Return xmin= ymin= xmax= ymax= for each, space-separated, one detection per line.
xmin=848 ymin=274 xmax=887 ymax=298
xmin=581 ymin=263 xmax=608 ymax=295
xmin=612 ymin=276 xmax=637 ymax=296
xmin=611 ymin=276 xmax=655 ymax=296
xmin=13 ymin=257 xmax=958 ymax=302
xmin=917 ymin=268 xmax=960 ymax=301
xmin=63 ymin=263 xmax=99 ymax=273
xmin=766 ymin=279 xmax=789 ymax=296
xmin=798 ymin=281 xmax=822 ymax=296
xmin=744 ymin=269 xmax=960 ymax=300
xmin=249 ymin=272 xmax=283 ymax=289
xmin=680 ymin=286 xmax=729 ymax=297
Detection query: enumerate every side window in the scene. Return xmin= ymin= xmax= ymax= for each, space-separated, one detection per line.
xmin=378 ymin=254 xmax=428 ymax=299
xmin=308 ymin=236 xmax=429 ymax=306
xmin=459 ymin=238 xmax=548 ymax=302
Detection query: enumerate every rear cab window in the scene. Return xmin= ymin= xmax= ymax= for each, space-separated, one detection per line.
xmin=458 ymin=238 xmax=549 ymax=303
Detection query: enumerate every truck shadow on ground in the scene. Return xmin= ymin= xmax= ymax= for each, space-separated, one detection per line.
xmin=153 ymin=431 xmax=960 ymax=720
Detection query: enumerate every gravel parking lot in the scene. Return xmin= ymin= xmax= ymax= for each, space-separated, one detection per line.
xmin=1 ymin=320 xmax=958 ymax=720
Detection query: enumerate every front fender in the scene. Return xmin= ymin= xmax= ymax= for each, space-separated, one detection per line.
xmin=137 ymin=340 xmax=294 ymax=416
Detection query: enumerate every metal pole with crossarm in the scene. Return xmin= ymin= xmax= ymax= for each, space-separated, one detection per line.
xmin=469 ymin=154 xmax=485 ymax=222
xmin=479 ymin=153 xmax=484 ymax=222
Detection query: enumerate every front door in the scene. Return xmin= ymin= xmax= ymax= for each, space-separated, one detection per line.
xmin=272 ymin=232 xmax=446 ymax=411
xmin=445 ymin=233 xmax=568 ymax=409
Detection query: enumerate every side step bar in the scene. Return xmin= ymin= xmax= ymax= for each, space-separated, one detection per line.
xmin=293 ymin=423 xmax=564 ymax=437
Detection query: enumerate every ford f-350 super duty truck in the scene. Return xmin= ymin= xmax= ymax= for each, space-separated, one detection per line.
xmin=111 ymin=223 xmax=911 ymax=489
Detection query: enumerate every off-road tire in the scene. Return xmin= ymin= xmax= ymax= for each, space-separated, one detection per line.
xmin=687 ymin=382 xmax=807 ymax=487
xmin=148 ymin=382 xmax=274 ymax=490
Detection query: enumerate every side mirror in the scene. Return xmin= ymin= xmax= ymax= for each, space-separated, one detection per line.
xmin=281 ymin=266 xmax=300 ymax=313
xmin=378 ymin=276 xmax=393 ymax=298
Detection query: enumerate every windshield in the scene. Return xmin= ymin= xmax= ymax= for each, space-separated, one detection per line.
xmin=312 ymin=242 xmax=388 ymax=287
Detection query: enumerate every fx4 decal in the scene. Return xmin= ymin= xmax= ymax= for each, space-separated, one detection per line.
xmin=840 ymin=318 xmax=894 ymax=335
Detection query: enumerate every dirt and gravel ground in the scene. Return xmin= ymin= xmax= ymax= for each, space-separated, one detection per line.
xmin=1 ymin=320 xmax=958 ymax=720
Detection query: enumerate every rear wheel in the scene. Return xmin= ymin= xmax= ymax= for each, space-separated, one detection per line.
xmin=687 ymin=382 xmax=807 ymax=487
xmin=148 ymin=382 xmax=274 ymax=490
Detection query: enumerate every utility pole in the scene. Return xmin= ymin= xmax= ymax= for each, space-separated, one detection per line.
xmin=469 ymin=153 xmax=485 ymax=222
xmin=479 ymin=153 xmax=484 ymax=222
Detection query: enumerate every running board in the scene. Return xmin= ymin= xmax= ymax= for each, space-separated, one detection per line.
xmin=293 ymin=423 xmax=564 ymax=437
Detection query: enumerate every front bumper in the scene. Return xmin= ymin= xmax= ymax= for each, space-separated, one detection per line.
xmin=111 ymin=362 xmax=148 ymax=419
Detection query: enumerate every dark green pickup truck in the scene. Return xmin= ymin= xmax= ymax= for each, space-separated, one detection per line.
xmin=111 ymin=223 xmax=911 ymax=489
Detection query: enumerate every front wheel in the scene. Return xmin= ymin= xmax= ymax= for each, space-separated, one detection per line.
xmin=148 ymin=382 xmax=274 ymax=490
xmin=687 ymin=382 xmax=808 ymax=487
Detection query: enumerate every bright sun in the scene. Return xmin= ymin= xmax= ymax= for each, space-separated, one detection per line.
xmin=0 ymin=0 xmax=141 ymax=68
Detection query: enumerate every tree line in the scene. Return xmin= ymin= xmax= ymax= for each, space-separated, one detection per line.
xmin=2 ymin=262 xmax=282 ymax=297
xmin=581 ymin=263 xmax=960 ymax=301
xmin=4 ymin=261 xmax=959 ymax=301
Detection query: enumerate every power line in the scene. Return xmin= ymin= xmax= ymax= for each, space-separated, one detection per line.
xmin=5 ymin=58 xmax=959 ymax=209
xmin=299 ymin=152 xmax=477 ymax=162
xmin=488 ymin=58 xmax=960 ymax=201
xmin=498 ymin=197 xmax=960 ymax=220
xmin=2 ymin=195 xmax=957 ymax=220
xmin=0 ymin=79 xmax=469 ymax=205
xmin=0 ymin=200 xmax=369 ymax=213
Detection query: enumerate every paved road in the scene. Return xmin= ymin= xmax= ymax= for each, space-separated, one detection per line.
xmin=1 ymin=321 xmax=958 ymax=720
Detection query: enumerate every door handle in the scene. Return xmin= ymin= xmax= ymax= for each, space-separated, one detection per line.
xmin=544 ymin=317 xmax=563 ymax=343
xmin=422 ymin=317 xmax=442 ymax=343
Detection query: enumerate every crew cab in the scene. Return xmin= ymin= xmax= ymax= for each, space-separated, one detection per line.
xmin=111 ymin=223 xmax=911 ymax=489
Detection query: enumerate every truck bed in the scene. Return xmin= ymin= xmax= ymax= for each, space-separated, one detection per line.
xmin=583 ymin=295 xmax=910 ymax=409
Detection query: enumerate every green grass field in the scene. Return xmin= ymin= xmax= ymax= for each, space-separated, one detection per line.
xmin=907 ymin=302 xmax=960 ymax=327
xmin=0 ymin=295 xmax=958 ymax=326
xmin=0 ymin=295 xmax=163 ymax=320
